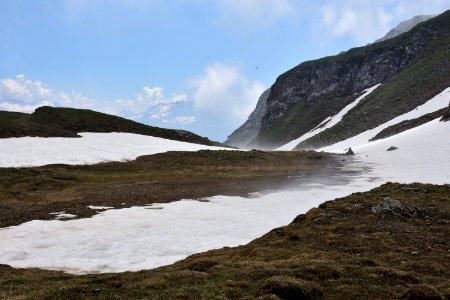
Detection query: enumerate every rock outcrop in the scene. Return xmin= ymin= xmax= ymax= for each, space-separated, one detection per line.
xmin=225 ymin=88 xmax=270 ymax=148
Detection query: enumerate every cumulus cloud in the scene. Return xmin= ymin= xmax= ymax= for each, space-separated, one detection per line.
xmin=0 ymin=100 xmax=54 ymax=113
xmin=191 ymin=62 xmax=266 ymax=124
xmin=173 ymin=116 xmax=197 ymax=124
xmin=0 ymin=74 xmax=94 ymax=113
xmin=318 ymin=1 xmax=392 ymax=44
xmin=0 ymin=74 xmax=53 ymax=102
xmin=216 ymin=0 xmax=294 ymax=28
xmin=316 ymin=0 xmax=450 ymax=45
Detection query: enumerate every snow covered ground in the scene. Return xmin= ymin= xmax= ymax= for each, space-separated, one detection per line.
xmin=320 ymin=87 xmax=450 ymax=153
xmin=319 ymin=87 xmax=450 ymax=184
xmin=0 ymin=89 xmax=448 ymax=275
xmin=0 ymin=132 xmax=227 ymax=168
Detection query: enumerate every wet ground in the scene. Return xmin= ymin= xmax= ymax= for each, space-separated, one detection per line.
xmin=0 ymin=150 xmax=359 ymax=228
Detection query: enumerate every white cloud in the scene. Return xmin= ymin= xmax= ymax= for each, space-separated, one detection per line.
xmin=0 ymin=74 xmax=93 ymax=113
xmin=191 ymin=62 xmax=266 ymax=123
xmin=217 ymin=0 xmax=294 ymax=28
xmin=316 ymin=0 xmax=450 ymax=45
xmin=318 ymin=1 xmax=392 ymax=44
xmin=391 ymin=0 xmax=450 ymax=17
xmin=0 ymin=74 xmax=53 ymax=102
xmin=173 ymin=116 xmax=197 ymax=124
xmin=0 ymin=100 xmax=54 ymax=113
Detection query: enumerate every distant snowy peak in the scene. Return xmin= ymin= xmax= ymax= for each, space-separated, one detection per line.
xmin=375 ymin=15 xmax=436 ymax=42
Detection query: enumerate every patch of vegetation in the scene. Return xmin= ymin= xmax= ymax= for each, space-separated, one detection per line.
xmin=441 ymin=105 xmax=450 ymax=121
xmin=0 ymin=106 xmax=221 ymax=146
xmin=0 ymin=182 xmax=448 ymax=299
xmin=369 ymin=107 xmax=447 ymax=141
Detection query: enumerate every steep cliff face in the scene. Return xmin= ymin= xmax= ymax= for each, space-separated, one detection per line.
xmin=248 ymin=10 xmax=450 ymax=149
xmin=375 ymin=15 xmax=436 ymax=42
xmin=224 ymin=88 xmax=270 ymax=148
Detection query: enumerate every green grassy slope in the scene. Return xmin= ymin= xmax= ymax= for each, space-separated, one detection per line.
xmin=0 ymin=106 xmax=221 ymax=146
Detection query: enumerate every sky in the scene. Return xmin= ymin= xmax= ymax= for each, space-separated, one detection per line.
xmin=1 ymin=0 xmax=450 ymax=141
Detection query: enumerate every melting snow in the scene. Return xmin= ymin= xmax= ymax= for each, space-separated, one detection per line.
xmin=0 ymin=132 xmax=227 ymax=168
xmin=87 ymin=206 xmax=114 ymax=210
xmin=49 ymin=212 xmax=77 ymax=220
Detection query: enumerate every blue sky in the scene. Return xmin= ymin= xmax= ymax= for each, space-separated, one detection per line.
xmin=1 ymin=0 xmax=450 ymax=141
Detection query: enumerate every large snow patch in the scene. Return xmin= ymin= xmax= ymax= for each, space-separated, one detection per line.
xmin=0 ymin=132 xmax=227 ymax=168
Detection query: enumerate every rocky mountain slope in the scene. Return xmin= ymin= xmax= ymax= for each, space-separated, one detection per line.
xmin=0 ymin=106 xmax=221 ymax=146
xmin=375 ymin=14 xmax=436 ymax=42
xmin=229 ymin=11 xmax=450 ymax=150
xmin=225 ymin=88 xmax=270 ymax=148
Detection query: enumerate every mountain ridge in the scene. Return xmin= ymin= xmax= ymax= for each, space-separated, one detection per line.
xmin=228 ymin=10 xmax=450 ymax=150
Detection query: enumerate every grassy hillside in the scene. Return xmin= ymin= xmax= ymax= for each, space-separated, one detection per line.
xmin=1 ymin=182 xmax=449 ymax=299
xmin=0 ymin=106 xmax=221 ymax=146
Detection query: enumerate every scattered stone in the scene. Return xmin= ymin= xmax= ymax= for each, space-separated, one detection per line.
xmin=345 ymin=148 xmax=355 ymax=155
xmin=411 ymin=251 xmax=419 ymax=256
xmin=387 ymin=146 xmax=399 ymax=151
xmin=372 ymin=197 xmax=424 ymax=218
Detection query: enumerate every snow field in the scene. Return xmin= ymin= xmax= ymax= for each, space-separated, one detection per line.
xmin=0 ymin=132 xmax=228 ymax=168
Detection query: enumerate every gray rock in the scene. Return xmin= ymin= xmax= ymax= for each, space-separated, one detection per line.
xmin=345 ymin=148 xmax=355 ymax=155
xmin=386 ymin=146 xmax=398 ymax=151
xmin=372 ymin=197 xmax=424 ymax=218
xmin=225 ymin=88 xmax=270 ymax=148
